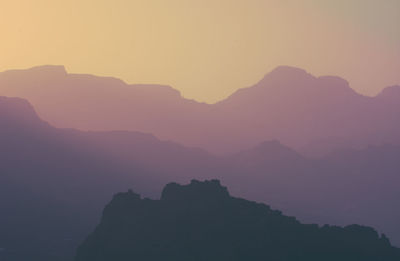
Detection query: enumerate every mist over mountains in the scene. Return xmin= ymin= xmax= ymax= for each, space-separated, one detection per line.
xmin=1 ymin=65 xmax=399 ymax=156
xmin=1 ymin=65 xmax=399 ymax=261
xmin=1 ymin=0 xmax=399 ymax=260
xmin=1 ymin=93 xmax=400 ymax=260
xmin=0 ymin=96 xmax=217 ymax=260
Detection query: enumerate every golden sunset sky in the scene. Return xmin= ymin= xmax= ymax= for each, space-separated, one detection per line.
xmin=1 ymin=0 xmax=399 ymax=103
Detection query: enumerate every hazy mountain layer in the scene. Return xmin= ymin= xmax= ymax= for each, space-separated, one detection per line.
xmin=1 ymin=96 xmax=399 ymax=260
xmin=0 ymin=96 xmax=218 ymax=261
xmin=0 ymin=66 xmax=399 ymax=155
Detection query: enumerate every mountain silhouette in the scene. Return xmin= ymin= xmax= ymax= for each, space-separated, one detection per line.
xmin=0 ymin=96 xmax=218 ymax=261
xmin=0 ymin=66 xmax=399 ymax=155
xmin=75 ymin=180 xmax=400 ymax=261
xmin=1 ymin=96 xmax=400 ymax=260
xmin=0 ymin=96 xmax=46 ymax=128
xmin=225 ymin=141 xmax=400 ymax=249
xmin=230 ymin=140 xmax=305 ymax=166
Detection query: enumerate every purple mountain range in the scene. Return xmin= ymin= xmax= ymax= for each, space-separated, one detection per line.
xmin=0 ymin=96 xmax=399 ymax=260
xmin=0 ymin=65 xmax=399 ymax=156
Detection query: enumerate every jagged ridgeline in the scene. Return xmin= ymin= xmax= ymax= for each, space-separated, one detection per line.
xmin=75 ymin=180 xmax=400 ymax=261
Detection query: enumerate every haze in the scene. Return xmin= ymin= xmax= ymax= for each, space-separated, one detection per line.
xmin=1 ymin=0 xmax=399 ymax=103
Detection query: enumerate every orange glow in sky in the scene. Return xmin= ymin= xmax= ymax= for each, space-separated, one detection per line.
xmin=0 ymin=0 xmax=399 ymax=102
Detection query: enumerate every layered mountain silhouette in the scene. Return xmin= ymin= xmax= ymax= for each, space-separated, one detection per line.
xmin=0 ymin=96 xmax=219 ymax=261
xmin=1 ymin=96 xmax=400 ymax=260
xmin=225 ymin=142 xmax=400 ymax=249
xmin=75 ymin=180 xmax=400 ymax=261
xmin=0 ymin=65 xmax=399 ymax=155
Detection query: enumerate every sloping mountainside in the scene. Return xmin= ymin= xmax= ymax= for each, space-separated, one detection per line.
xmin=0 ymin=96 xmax=220 ymax=261
xmin=1 ymin=96 xmax=400 ymax=260
xmin=225 ymin=142 xmax=400 ymax=247
xmin=75 ymin=180 xmax=400 ymax=261
xmin=0 ymin=66 xmax=399 ymax=155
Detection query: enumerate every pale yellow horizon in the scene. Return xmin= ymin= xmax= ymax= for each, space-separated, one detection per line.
xmin=1 ymin=0 xmax=399 ymax=103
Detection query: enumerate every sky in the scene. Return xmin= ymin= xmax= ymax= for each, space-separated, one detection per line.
xmin=0 ymin=0 xmax=399 ymax=103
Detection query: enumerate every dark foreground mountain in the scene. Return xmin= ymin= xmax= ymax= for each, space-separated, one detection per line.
xmin=0 ymin=96 xmax=219 ymax=261
xmin=1 ymin=96 xmax=400 ymax=260
xmin=75 ymin=180 xmax=400 ymax=261
xmin=225 ymin=142 xmax=400 ymax=247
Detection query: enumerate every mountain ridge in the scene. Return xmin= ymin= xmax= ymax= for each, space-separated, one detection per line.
xmin=75 ymin=180 xmax=400 ymax=261
xmin=2 ymin=64 xmax=397 ymax=102
xmin=1 ymin=96 xmax=400 ymax=260
xmin=1 ymin=64 xmax=399 ymax=155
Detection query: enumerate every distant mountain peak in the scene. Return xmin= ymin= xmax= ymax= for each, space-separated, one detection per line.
xmin=257 ymin=67 xmax=358 ymax=97
xmin=269 ymin=65 xmax=309 ymax=76
xmin=237 ymin=140 xmax=303 ymax=160
xmin=249 ymin=140 xmax=295 ymax=156
xmin=317 ymin=75 xmax=348 ymax=85
xmin=0 ymin=96 xmax=44 ymax=127
xmin=316 ymin=75 xmax=361 ymax=96
xmin=28 ymin=65 xmax=67 ymax=74
xmin=377 ymin=85 xmax=400 ymax=99
xmin=259 ymin=65 xmax=314 ymax=84
xmin=3 ymin=65 xmax=67 ymax=77
xmin=256 ymin=139 xmax=284 ymax=150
